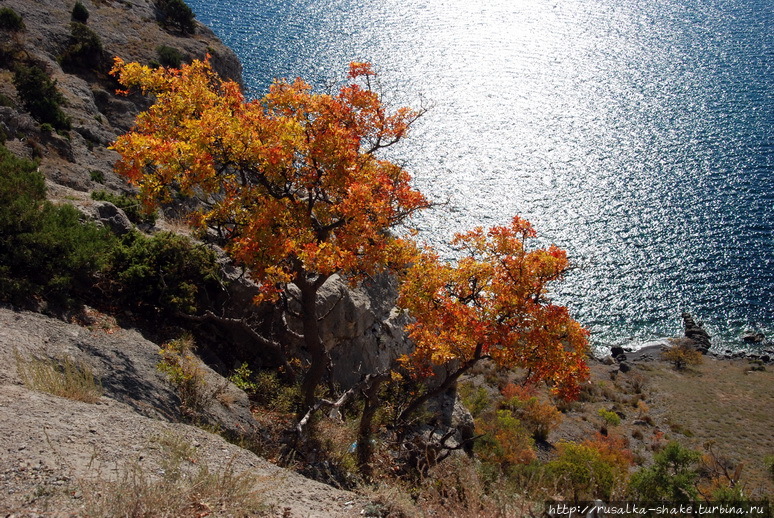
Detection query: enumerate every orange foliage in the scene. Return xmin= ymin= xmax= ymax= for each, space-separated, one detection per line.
xmin=110 ymin=57 xmax=428 ymax=303
xmin=398 ymin=217 xmax=589 ymax=400
xmin=583 ymin=432 xmax=635 ymax=471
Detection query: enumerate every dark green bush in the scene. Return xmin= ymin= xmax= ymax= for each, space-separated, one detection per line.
xmin=0 ymin=7 xmax=25 ymax=32
xmin=104 ymin=231 xmax=222 ymax=315
xmin=91 ymin=190 xmax=156 ymax=226
xmin=90 ymin=170 xmax=105 ymax=184
xmin=156 ymin=45 xmax=183 ymax=68
xmin=156 ymin=0 xmax=195 ymax=35
xmin=629 ymin=441 xmax=701 ymax=502
xmin=13 ymin=63 xmax=71 ymax=130
xmin=60 ymin=22 xmax=104 ymax=71
xmin=71 ymin=1 xmax=89 ymax=23
xmin=0 ymin=146 xmax=114 ymax=306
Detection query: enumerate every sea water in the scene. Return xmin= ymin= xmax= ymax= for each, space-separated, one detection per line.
xmin=185 ymin=0 xmax=773 ymax=351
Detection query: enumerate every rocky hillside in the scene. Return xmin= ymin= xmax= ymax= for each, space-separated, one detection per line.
xmin=0 ymin=1 xmax=377 ymax=515
xmin=0 ymin=0 xmax=240 ymax=196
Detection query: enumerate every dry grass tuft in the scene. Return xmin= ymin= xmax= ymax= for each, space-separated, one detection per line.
xmin=80 ymin=433 xmax=269 ymax=517
xmin=16 ymin=352 xmax=102 ymax=403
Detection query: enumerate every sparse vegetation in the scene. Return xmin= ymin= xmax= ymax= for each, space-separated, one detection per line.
xmin=16 ymin=353 xmax=103 ymax=403
xmin=80 ymin=433 xmax=267 ymax=517
xmin=157 ymin=334 xmax=211 ymax=419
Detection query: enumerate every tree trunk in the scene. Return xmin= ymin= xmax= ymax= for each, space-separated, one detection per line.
xmin=297 ymin=277 xmax=327 ymax=418
xmin=397 ymin=344 xmax=484 ymax=425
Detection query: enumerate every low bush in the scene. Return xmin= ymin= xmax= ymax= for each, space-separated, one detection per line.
xmin=545 ymin=437 xmax=631 ymax=502
xmin=156 ymin=44 xmax=184 ymax=68
xmin=155 ymin=0 xmax=195 ymax=35
xmin=0 ymin=146 xmax=114 ymax=306
xmin=12 ymin=63 xmax=71 ymax=130
xmin=501 ymin=384 xmax=562 ymax=442
xmin=0 ymin=7 xmax=25 ymax=32
xmin=662 ymin=343 xmax=703 ymax=371
xmin=598 ymin=407 xmax=621 ymax=426
xmin=475 ymin=409 xmax=536 ymax=469
xmin=103 ymin=230 xmax=222 ymax=315
xmin=629 ymin=441 xmax=701 ymax=502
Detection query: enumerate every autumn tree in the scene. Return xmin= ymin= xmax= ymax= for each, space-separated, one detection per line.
xmin=110 ymin=58 xmax=428 ymax=415
xmin=396 ymin=216 xmax=589 ymax=423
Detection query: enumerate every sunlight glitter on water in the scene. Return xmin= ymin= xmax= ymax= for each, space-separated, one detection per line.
xmin=187 ymin=0 xmax=773 ymax=350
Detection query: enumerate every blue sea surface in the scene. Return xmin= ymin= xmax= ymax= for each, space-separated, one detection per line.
xmin=186 ymin=0 xmax=773 ymax=351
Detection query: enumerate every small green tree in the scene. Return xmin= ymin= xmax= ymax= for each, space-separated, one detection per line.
xmin=12 ymin=64 xmax=71 ymax=130
xmin=155 ymin=0 xmax=195 ymax=35
xmin=0 ymin=7 xmax=24 ymax=32
xmin=60 ymin=22 xmax=104 ymax=71
xmin=71 ymin=1 xmax=89 ymax=23
xmin=629 ymin=441 xmax=701 ymax=502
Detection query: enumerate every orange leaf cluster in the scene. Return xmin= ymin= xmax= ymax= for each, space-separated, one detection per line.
xmin=398 ymin=216 xmax=589 ymax=400
xmin=110 ymin=58 xmax=427 ymax=302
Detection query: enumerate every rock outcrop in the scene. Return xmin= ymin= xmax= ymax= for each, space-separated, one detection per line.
xmin=681 ymin=312 xmax=711 ymax=354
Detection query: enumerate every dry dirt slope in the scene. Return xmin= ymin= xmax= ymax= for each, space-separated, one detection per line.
xmin=0 ymin=307 xmax=365 ymax=517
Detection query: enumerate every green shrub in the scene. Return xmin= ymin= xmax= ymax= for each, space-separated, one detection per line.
xmin=71 ymin=1 xmax=89 ymax=23
xmin=0 ymin=7 xmax=25 ymax=32
xmin=104 ymin=231 xmax=222 ymax=315
xmin=629 ymin=441 xmax=701 ymax=502
xmin=475 ymin=409 xmax=536 ymax=468
xmin=228 ymin=362 xmax=258 ymax=394
xmin=158 ymin=334 xmax=209 ymax=418
xmin=12 ymin=63 xmax=71 ymax=130
xmin=245 ymin=369 xmax=300 ymax=413
xmin=90 ymin=170 xmax=105 ymax=184
xmin=60 ymin=22 xmax=104 ymax=71
xmin=458 ymin=383 xmax=491 ymax=418
xmin=598 ymin=408 xmax=621 ymax=426
xmin=91 ymin=189 xmax=155 ymax=225
xmin=0 ymin=146 xmax=114 ymax=306
xmin=155 ymin=0 xmax=195 ymax=35
xmin=546 ymin=439 xmax=630 ymax=502
xmin=156 ymin=45 xmax=183 ymax=68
